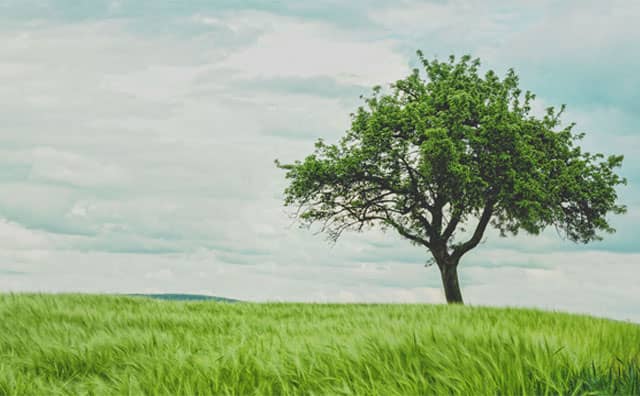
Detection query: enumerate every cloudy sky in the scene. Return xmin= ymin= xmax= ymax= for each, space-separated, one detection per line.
xmin=1 ymin=1 xmax=639 ymax=322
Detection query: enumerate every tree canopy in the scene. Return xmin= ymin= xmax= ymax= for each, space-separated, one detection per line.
xmin=276 ymin=52 xmax=626 ymax=303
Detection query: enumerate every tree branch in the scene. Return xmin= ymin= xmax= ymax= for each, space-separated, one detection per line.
xmin=442 ymin=208 xmax=462 ymax=241
xmin=451 ymin=200 xmax=495 ymax=261
xmin=398 ymin=155 xmax=434 ymax=213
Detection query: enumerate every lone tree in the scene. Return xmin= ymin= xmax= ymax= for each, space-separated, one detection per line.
xmin=276 ymin=52 xmax=626 ymax=304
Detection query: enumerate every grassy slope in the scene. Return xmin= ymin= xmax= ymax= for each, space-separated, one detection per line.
xmin=1 ymin=294 xmax=639 ymax=395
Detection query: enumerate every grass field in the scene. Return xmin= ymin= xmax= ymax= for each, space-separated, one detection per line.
xmin=1 ymin=294 xmax=639 ymax=395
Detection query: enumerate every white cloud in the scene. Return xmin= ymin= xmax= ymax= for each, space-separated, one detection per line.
xmin=217 ymin=11 xmax=409 ymax=86
xmin=370 ymin=1 xmax=508 ymax=35
xmin=100 ymin=64 xmax=206 ymax=102
xmin=490 ymin=1 xmax=640 ymax=62
xmin=0 ymin=219 xmax=52 ymax=249
xmin=145 ymin=268 xmax=175 ymax=281
xmin=464 ymin=250 xmax=640 ymax=322
xmin=29 ymin=147 xmax=128 ymax=187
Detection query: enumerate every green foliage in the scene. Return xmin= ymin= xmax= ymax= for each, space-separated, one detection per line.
xmin=276 ymin=52 xmax=626 ymax=262
xmin=1 ymin=294 xmax=639 ymax=395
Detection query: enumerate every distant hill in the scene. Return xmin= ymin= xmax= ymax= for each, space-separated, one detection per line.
xmin=126 ymin=293 xmax=241 ymax=302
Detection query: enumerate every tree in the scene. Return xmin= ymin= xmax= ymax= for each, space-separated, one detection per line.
xmin=275 ymin=52 xmax=626 ymax=304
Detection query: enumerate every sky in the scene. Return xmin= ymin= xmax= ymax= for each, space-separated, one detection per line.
xmin=1 ymin=0 xmax=639 ymax=322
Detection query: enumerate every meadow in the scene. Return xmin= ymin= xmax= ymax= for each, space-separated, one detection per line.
xmin=1 ymin=294 xmax=639 ymax=395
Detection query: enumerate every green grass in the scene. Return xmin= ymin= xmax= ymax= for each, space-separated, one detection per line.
xmin=1 ymin=294 xmax=639 ymax=395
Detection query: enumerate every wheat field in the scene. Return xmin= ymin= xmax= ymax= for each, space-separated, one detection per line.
xmin=1 ymin=294 xmax=639 ymax=395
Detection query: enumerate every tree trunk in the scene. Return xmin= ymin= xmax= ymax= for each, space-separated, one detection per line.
xmin=439 ymin=263 xmax=463 ymax=304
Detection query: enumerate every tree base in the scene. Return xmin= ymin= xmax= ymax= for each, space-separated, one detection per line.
xmin=440 ymin=265 xmax=464 ymax=304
